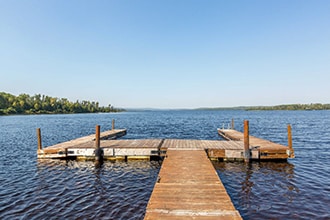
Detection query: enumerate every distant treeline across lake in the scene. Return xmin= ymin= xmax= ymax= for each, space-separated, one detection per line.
xmin=0 ymin=92 xmax=124 ymax=115
xmin=198 ymin=103 xmax=330 ymax=111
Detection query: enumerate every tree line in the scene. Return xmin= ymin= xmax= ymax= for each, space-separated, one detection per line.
xmin=246 ymin=103 xmax=330 ymax=111
xmin=0 ymin=92 xmax=124 ymax=115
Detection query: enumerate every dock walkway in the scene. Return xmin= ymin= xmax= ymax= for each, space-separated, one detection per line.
xmin=144 ymin=149 xmax=242 ymax=219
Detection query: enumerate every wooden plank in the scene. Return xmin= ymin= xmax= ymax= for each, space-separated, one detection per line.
xmin=66 ymin=139 xmax=163 ymax=158
xmin=44 ymin=129 xmax=127 ymax=150
xmin=207 ymin=149 xmax=225 ymax=158
xmin=260 ymin=149 xmax=287 ymax=154
xmin=144 ymin=149 xmax=242 ymax=219
xmin=161 ymin=139 xmax=244 ymax=151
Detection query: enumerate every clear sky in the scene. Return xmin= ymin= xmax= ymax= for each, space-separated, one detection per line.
xmin=0 ymin=0 xmax=329 ymax=109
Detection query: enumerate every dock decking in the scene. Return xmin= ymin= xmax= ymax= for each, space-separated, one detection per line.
xmin=37 ymin=129 xmax=127 ymax=159
xmin=37 ymin=132 xmax=293 ymax=160
xmin=218 ymin=129 xmax=295 ymax=159
xmin=37 ymin=121 xmax=294 ymax=160
xmin=144 ymin=149 xmax=242 ymax=219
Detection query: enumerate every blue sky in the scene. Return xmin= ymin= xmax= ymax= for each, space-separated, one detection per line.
xmin=0 ymin=0 xmax=329 ymax=109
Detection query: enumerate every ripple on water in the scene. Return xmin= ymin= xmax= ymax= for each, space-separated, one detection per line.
xmin=1 ymin=111 xmax=330 ymax=219
xmin=0 ymin=160 xmax=160 ymax=220
xmin=213 ymin=161 xmax=330 ymax=219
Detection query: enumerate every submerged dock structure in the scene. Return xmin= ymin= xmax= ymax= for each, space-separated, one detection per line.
xmin=36 ymin=119 xmax=294 ymax=219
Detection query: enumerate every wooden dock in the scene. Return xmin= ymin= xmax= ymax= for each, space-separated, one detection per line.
xmin=218 ymin=128 xmax=295 ymax=159
xmin=37 ymin=131 xmax=293 ymax=161
xmin=36 ymin=120 xmax=295 ymax=219
xmin=144 ymin=149 xmax=242 ymax=219
xmin=37 ymin=129 xmax=127 ymax=159
xmin=37 ymin=120 xmax=294 ymax=161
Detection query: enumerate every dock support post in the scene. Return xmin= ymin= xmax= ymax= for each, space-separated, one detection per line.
xmin=244 ymin=120 xmax=250 ymax=162
xmin=95 ymin=125 xmax=103 ymax=161
xmin=112 ymin=119 xmax=115 ymax=130
xmin=231 ymin=118 xmax=235 ymax=130
xmin=37 ymin=128 xmax=42 ymax=151
xmin=288 ymin=124 xmax=294 ymax=158
xmin=95 ymin=125 xmax=100 ymax=148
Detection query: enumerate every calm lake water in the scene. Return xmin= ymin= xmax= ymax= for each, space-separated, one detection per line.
xmin=0 ymin=110 xmax=329 ymax=219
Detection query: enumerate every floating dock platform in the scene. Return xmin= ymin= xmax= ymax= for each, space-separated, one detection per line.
xmin=37 ymin=126 xmax=294 ymax=161
xmin=37 ymin=129 xmax=127 ymax=159
xmin=218 ymin=128 xmax=295 ymax=159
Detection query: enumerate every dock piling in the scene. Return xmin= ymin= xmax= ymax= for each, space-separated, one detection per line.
xmin=95 ymin=125 xmax=100 ymax=148
xmin=95 ymin=125 xmax=103 ymax=161
xmin=288 ymin=124 xmax=294 ymax=158
xmin=244 ymin=120 xmax=250 ymax=162
xmin=37 ymin=128 xmax=42 ymax=151
xmin=112 ymin=119 xmax=115 ymax=130
xmin=231 ymin=118 xmax=235 ymax=129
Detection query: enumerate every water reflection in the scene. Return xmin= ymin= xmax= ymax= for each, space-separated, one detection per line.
xmin=213 ymin=161 xmax=298 ymax=219
xmin=241 ymin=163 xmax=254 ymax=206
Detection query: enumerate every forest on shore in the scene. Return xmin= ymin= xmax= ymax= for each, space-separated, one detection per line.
xmin=0 ymin=92 xmax=124 ymax=115
xmin=246 ymin=103 xmax=330 ymax=111
xmin=198 ymin=103 xmax=330 ymax=111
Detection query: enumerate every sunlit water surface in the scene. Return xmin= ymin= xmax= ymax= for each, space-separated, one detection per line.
xmin=0 ymin=110 xmax=329 ymax=219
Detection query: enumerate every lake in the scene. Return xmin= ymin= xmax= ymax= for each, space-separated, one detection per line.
xmin=0 ymin=110 xmax=329 ymax=219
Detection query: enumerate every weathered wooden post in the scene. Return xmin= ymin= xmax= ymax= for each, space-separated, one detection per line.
xmin=288 ymin=124 xmax=294 ymax=158
xmin=95 ymin=125 xmax=103 ymax=161
xmin=231 ymin=118 xmax=235 ymax=130
xmin=95 ymin=125 xmax=100 ymax=148
xmin=244 ymin=120 xmax=250 ymax=162
xmin=37 ymin=128 xmax=42 ymax=151
xmin=112 ymin=119 xmax=115 ymax=130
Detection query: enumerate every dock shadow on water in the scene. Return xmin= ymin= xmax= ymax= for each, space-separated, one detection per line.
xmin=1 ymin=160 xmax=161 ymax=220
xmin=213 ymin=161 xmax=322 ymax=220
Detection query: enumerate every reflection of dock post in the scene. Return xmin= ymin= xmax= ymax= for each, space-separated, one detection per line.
xmin=231 ymin=118 xmax=234 ymax=129
xmin=95 ymin=125 xmax=103 ymax=161
xmin=244 ymin=120 xmax=250 ymax=162
xmin=288 ymin=124 xmax=294 ymax=158
xmin=112 ymin=119 xmax=115 ymax=130
xmin=37 ymin=128 xmax=42 ymax=151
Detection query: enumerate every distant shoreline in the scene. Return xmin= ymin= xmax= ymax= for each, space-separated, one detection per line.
xmin=0 ymin=92 xmax=124 ymax=116
xmin=125 ymin=104 xmax=330 ymax=111
xmin=196 ymin=103 xmax=330 ymax=111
